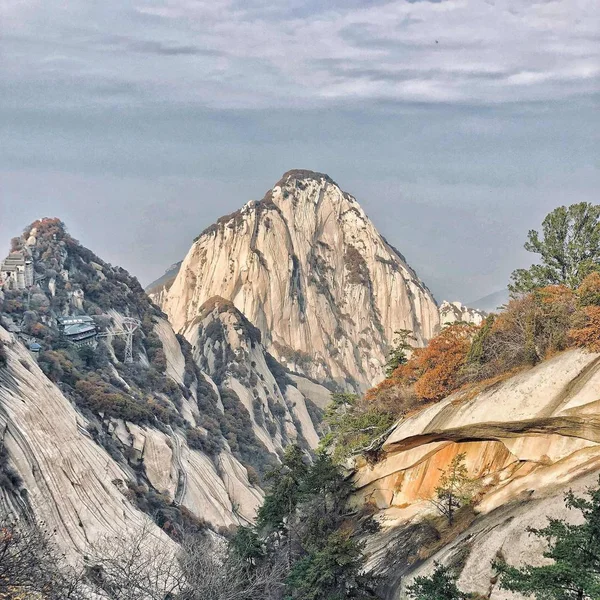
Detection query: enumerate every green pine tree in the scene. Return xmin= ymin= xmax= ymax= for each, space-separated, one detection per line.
xmin=407 ymin=563 xmax=470 ymax=600
xmin=385 ymin=329 xmax=415 ymax=378
xmin=494 ymin=477 xmax=600 ymax=600
xmin=286 ymin=531 xmax=376 ymax=600
xmin=430 ymin=453 xmax=473 ymax=525
xmin=231 ymin=446 xmax=381 ymax=600
xmin=510 ymin=202 xmax=600 ymax=293
xmin=257 ymin=444 xmax=308 ymax=533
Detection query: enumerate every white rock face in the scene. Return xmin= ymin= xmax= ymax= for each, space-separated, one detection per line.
xmin=182 ymin=296 xmax=324 ymax=455
xmin=351 ymin=349 xmax=600 ymax=599
xmin=0 ymin=217 xmax=327 ymax=563
xmin=0 ymin=324 xmax=262 ymax=546
xmin=156 ymin=170 xmax=439 ymax=391
xmin=439 ymin=300 xmax=486 ymax=326
xmin=0 ymin=326 xmax=176 ymax=561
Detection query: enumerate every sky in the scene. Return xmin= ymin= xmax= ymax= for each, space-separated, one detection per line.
xmin=1 ymin=0 xmax=598 ymax=302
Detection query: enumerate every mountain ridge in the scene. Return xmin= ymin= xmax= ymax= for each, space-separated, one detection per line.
xmin=0 ymin=217 xmax=325 ymax=552
xmin=152 ymin=170 xmax=440 ymax=391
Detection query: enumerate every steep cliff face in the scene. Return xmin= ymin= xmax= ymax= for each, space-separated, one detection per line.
xmin=0 ymin=325 xmax=177 ymax=559
xmin=351 ymin=349 xmax=600 ymax=599
xmin=154 ymin=170 xmax=439 ymax=391
xmin=181 ymin=296 xmax=322 ymax=454
xmin=0 ymin=219 xmax=324 ymax=553
xmin=146 ymin=261 xmax=182 ymax=308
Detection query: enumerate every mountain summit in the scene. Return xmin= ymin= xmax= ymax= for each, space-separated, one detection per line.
xmin=153 ymin=170 xmax=439 ymax=390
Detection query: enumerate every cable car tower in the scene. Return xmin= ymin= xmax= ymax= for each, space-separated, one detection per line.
xmin=97 ymin=317 xmax=141 ymax=364
xmin=121 ymin=317 xmax=140 ymax=364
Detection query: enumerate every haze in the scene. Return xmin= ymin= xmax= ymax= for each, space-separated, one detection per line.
xmin=1 ymin=0 xmax=598 ymax=302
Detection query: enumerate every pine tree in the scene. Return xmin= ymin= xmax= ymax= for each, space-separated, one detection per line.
xmin=407 ymin=563 xmax=470 ymax=600
xmin=429 ymin=453 xmax=473 ymax=525
xmin=510 ymin=202 xmax=600 ymax=293
xmin=385 ymin=329 xmax=415 ymax=378
xmin=286 ymin=531 xmax=375 ymax=600
xmin=494 ymin=478 xmax=600 ymax=600
xmin=232 ymin=446 xmax=381 ymax=600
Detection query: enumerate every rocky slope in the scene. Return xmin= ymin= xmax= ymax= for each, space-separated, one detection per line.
xmin=152 ymin=170 xmax=440 ymax=391
xmin=0 ymin=219 xmax=324 ymax=556
xmin=0 ymin=325 xmax=177 ymax=559
xmin=351 ymin=349 xmax=600 ymax=599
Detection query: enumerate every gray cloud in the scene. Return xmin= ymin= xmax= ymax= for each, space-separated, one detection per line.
xmin=0 ymin=0 xmax=597 ymax=108
xmin=0 ymin=0 xmax=598 ymax=301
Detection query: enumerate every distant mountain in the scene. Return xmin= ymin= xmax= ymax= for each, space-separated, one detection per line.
xmin=0 ymin=217 xmax=324 ymax=561
xmin=146 ymin=260 xmax=182 ymax=304
xmin=151 ymin=169 xmax=439 ymax=392
xmin=438 ymin=300 xmax=486 ymax=326
xmin=468 ymin=288 xmax=509 ymax=313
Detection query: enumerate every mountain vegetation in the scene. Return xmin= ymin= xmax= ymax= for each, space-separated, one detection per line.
xmin=409 ymin=479 xmax=600 ymax=600
xmin=331 ymin=270 xmax=600 ymax=464
xmin=230 ymin=445 xmax=380 ymax=599
xmin=1 ymin=199 xmax=599 ymax=599
xmin=509 ymin=202 xmax=600 ymax=293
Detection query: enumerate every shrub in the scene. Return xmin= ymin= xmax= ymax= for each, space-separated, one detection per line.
xmin=0 ymin=445 xmax=23 ymax=492
xmin=570 ymin=306 xmax=600 ymax=352
xmin=186 ymin=427 xmax=222 ymax=457
xmin=368 ymin=324 xmax=477 ymax=404
xmin=74 ymin=376 xmax=154 ymax=423
xmin=413 ymin=324 xmax=476 ymax=402
xmin=265 ymin=352 xmax=295 ymax=391
xmin=125 ymin=481 xmax=206 ymax=540
xmin=578 ymin=272 xmax=600 ymax=307
xmin=38 ymin=349 xmax=82 ymax=386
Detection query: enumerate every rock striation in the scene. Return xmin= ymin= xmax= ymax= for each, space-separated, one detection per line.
xmin=351 ymin=349 xmax=600 ymax=599
xmin=154 ymin=170 xmax=439 ymax=391
xmin=181 ymin=296 xmax=321 ymax=453
xmin=0 ymin=325 xmax=177 ymax=559
xmin=0 ymin=219 xmax=326 ymax=561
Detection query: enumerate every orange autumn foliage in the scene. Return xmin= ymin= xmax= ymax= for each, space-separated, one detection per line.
xmin=411 ymin=323 xmax=477 ymax=402
xmin=367 ymin=323 xmax=477 ymax=403
xmin=577 ymin=272 xmax=600 ymax=307
xmin=570 ymin=306 xmax=600 ymax=352
xmin=367 ymin=277 xmax=600 ymax=411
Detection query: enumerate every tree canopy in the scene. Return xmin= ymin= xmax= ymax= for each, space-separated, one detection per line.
xmin=407 ymin=563 xmax=470 ymax=600
xmin=510 ymin=202 xmax=600 ymax=293
xmin=495 ymin=478 xmax=600 ymax=600
xmin=232 ymin=445 xmax=380 ymax=599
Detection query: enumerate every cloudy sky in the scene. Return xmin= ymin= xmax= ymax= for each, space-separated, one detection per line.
xmin=1 ymin=0 xmax=598 ymax=302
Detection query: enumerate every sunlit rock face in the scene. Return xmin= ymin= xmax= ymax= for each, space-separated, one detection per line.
xmin=352 ymin=349 xmax=600 ymax=599
xmin=156 ymin=170 xmax=439 ymax=391
xmin=0 ymin=300 xmax=324 ymax=553
xmin=0 ymin=219 xmax=328 ymax=561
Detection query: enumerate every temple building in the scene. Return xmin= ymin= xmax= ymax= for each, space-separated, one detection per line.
xmin=0 ymin=251 xmax=34 ymax=290
xmin=57 ymin=315 xmax=98 ymax=347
